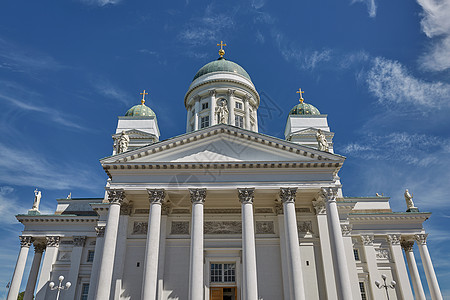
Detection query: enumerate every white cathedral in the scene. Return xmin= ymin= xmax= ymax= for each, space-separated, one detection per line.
xmin=7 ymin=46 xmax=443 ymax=300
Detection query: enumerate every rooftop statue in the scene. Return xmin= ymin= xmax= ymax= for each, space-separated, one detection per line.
xmin=32 ymin=188 xmax=41 ymax=211
xmin=316 ymin=129 xmax=329 ymax=152
xmin=117 ymin=131 xmax=130 ymax=154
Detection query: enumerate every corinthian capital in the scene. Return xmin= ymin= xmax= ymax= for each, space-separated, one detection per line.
xmin=401 ymin=240 xmax=414 ymax=252
xmin=46 ymin=236 xmax=60 ymax=247
xmin=361 ymin=235 xmax=374 ymax=246
xmin=387 ymin=234 xmax=401 ymax=245
xmin=312 ymin=199 xmax=326 ymax=215
xmin=189 ymin=188 xmax=207 ymax=204
xmin=73 ymin=236 xmax=86 ymax=247
xmin=321 ymin=187 xmax=338 ymax=202
xmin=107 ymin=189 xmax=125 ymax=205
xmin=95 ymin=226 xmax=105 ymax=237
xmin=280 ymin=187 xmax=297 ymax=204
xmin=147 ymin=189 xmax=166 ymax=204
xmin=415 ymin=233 xmax=428 ymax=245
xmin=238 ymin=188 xmax=255 ymax=204
xmin=19 ymin=236 xmax=33 ymax=248
xmin=209 ymin=89 xmax=216 ymax=97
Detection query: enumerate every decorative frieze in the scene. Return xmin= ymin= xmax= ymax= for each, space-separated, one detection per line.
xmin=415 ymin=233 xmax=428 ymax=245
xmin=134 ymin=208 xmax=150 ymax=214
xmin=255 ymin=221 xmax=274 ymax=234
xmin=401 ymin=240 xmax=414 ymax=252
xmin=280 ymin=187 xmax=297 ymax=203
xmin=341 ymin=224 xmax=352 ymax=236
xmin=375 ymin=248 xmax=390 ymax=260
xmin=204 ymin=221 xmax=241 ymax=234
xmin=147 ymin=189 xmax=166 ymax=204
xmin=312 ymin=200 xmax=326 ymax=215
xmin=132 ymin=221 xmax=148 ymax=235
xmin=189 ymin=188 xmax=207 ymax=204
xmin=255 ymin=208 xmax=274 ymax=214
xmin=297 ymin=221 xmax=313 ymax=234
xmin=107 ymin=189 xmax=125 ymax=205
xmin=295 ymin=208 xmax=311 ymax=213
xmin=361 ymin=235 xmax=374 ymax=246
xmin=387 ymin=234 xmax=401 ymax=245
xmin=46 ymin=236 xmax=60 ymax=247
xmin=19 ymin=236 xmax=33 ymax=248
xmin=238 ymin=188 xmax=254 ymax=204
xmin=73 ymin=236 xmax=86 ymax=247
xmin=171 ymin=221 xmax=190 ymax=235
xmin=95 ymin=226 xmax=105 ymax=237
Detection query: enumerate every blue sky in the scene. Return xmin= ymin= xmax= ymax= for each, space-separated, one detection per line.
xmin=1 ymin=0 xmax=449 ymax=298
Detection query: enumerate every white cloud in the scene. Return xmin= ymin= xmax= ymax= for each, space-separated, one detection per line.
xmin=0 ymin=187 xmax=23 ymax=225
xmin=0 ymin=143 xmax=104 ymax=192
xmin=79 ymin=0 xmax=121 ymax=6
xmin=417 ymin=0 xmax=450 ymax=71
xmin=351 ymin=0 xmax=377 ymax=18
xmin=367 ymin=57 xmax=450 ymax=109
xmin=92 ymin=79 xmax=131 ymax=105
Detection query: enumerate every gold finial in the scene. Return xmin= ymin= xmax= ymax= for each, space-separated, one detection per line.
xmin=296 ymin=88 xmax=305 ymax=103
xmin=140 ymin=90 xmax=148 ymax=105
xmin=217 ymin=40 xmax=227 ymax=57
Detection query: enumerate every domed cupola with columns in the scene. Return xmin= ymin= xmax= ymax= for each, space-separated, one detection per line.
xmin=184 ymin=42 xmax=260 ymax=133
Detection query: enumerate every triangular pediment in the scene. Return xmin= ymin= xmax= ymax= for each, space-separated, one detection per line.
xmin=112 ymin=129 xmax=156 ymax=139
xmin=291 ymin=127 xmax=334 ymax=137
xmin=101 ymin=124 xmax=344 ymax=165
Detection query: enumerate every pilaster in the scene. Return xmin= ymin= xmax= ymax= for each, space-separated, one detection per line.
xmin=386 ymin=234 xmax=414 ymax=299
xmin=227 ymin=89 xmax=235 ymax=125
xmin=66 ymin=236 xmax=86 ymax=300
xmin=209 ymin=89 xmax=216 ymax=126
xmin=360 ymin=235 xmax=383 ymax=300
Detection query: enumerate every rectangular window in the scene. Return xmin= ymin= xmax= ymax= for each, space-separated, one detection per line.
xmin=235 ymin=115 xmax=244 ymax=128
xmin=87 ymin=250 xmax=95 ymax=262
xmin=81 ymin=283 xmax=89 ymax=300
xmin=359 ymin=282 xmax=367 ymax=300
xmin=235 ymin=102 xmax=242 ymax=110
xmin=353 ymin=249 xmax=360 ymax=261
xmin=210 ymin=263 xmax=236 ymax=283
xmin=202 ymin=102 xmax=209 ymax=110
xmin=201 ymin=116 xmax=210 ymax=128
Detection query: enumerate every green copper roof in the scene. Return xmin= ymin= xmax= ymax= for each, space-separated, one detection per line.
xmin=289 ymin=102 xmax=320 ymax=115
xmin=125 ymin=103 xmax=156 ymax=117
xmin=193 ymin=57 xmax=251 ymax=81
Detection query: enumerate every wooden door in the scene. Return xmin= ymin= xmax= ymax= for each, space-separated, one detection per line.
xmin=210 ymin=287 xmax=223 ymax=300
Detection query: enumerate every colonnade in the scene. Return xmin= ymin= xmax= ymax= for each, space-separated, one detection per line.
xmin=7 ymin=187 xmax=443 ymax=300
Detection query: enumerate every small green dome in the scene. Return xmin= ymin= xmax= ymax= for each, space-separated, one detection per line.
xmin=125 ymin=103 xmax=156 ymax=117
xmin=193 ymin=57 xmax=251 ymax=81
xmin=289 ymin=102 xmax=321 ymax=115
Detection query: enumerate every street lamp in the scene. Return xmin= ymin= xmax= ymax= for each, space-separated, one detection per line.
xmin=375 ymin=274 xmax=396 ymax=300
xmin=49 ymin=275 xmax=71 ymax=300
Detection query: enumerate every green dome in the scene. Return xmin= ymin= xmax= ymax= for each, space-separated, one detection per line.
xmin=289 ymin=102 xmax=321 ymax=115
xmin=125 ymin=103 xmax=156 ymax=117
xmin=193 ymin=57 xmax=251 ymax=81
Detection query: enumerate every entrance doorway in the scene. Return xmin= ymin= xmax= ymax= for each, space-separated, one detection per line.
xmin=210 ymin=287 xmax=237 ymax=300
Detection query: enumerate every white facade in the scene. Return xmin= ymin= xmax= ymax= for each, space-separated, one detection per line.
xmin=7 ymin=55 xmax=443 ymax=300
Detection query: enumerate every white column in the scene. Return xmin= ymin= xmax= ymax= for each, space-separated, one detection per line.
xmin=253 ymin=106 xmax=258 ymax=132
xmin=35 ymin=236 xmax=60 ymax=300
xmin=24 ymin=243 xmax=45 ymax=300
xmin=238 ymin=188 xmax=258 ymax=300
xmin=209 ymin=90 xmax=216 ymax=126
xmin=87 ymin=226 xmax=105 ymax=300
xmin=228 ymin=89 xmax=235 ymax=125
xmin=321 ymin=187 xmax=353 ymax=300
xmin=341 ymin=225 xmax=361 ymax=299
xmin=244 ymin=95 xmax=251 ymax=130
xmin=194 ymin=96 xmax=200 ymax=130
xmin=113 ymin=204 xmax=132 ymax=300
xmin=401 ymin=240 xmax=426 ymax=300
xmin=277 ymin=212 xmax=291 ymax=300
xmin=66 ymin=236 xmax=85 ymax=300
xmin=157 ymin=214 xmax=168 ymax=299
xmin=142 ymin=189 xmax=165 ymax=299
xmin=386 ymin=235 xmax=414 ymax=299
xmin=415 ymin=234 xmax=443 ymax=300
xmin=312 ymin=200 xmax=338 ymax=299
xmin=96 ymin=189 xmax=125 ymax=300
xmin=280 ymin=188 xmax=305 ymax=300
xmin=186 ymin=106 xmax=192 ymax=132
xmin=7 ymin=236 xmax=33 ymax=300
xmin=189 ymin=188 xmax=206 ymax=300
xmin=360 ymin=235 xmax=384 ymax=300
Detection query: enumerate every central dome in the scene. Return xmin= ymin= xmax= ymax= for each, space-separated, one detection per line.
xmin=125 ymin=103 xmax=156 ymax=117
xmin=289 ymin=102 xmax=321 ymax=115
xmin=193 ymin=57 xmax=251 ymax=81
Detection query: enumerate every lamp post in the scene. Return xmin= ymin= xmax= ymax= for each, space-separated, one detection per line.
xmin=375 ymin=274 xmax=396 ymax=300
xmin=49 ymin=275 xmax=71 ymax=300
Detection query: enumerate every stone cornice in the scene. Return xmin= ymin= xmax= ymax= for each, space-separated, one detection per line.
xmin=349 ymin=212 xmax=430 ymax=222
xmin=17 ymin=215 xmax=98 ymax=224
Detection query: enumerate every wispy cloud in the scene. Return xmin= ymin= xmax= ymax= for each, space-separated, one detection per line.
xmin=0 ymin=187 xmax=24 ymax=225
xmin=0 ymin=38 xmax=63 ymax=73
xmin=367 ymin=57 xmax=450 ymax=109
xmin=91 ymin=78 xmax=131 ymax=105
xmin=0 ymin=80 xmax=87 ymax=131
xmin=0 ymin=143 xmax=104 ymax=192
xmin=417 ymin=0 xmax=450 ymax=71
xmin=79 ymin=0 xmax=122 ymax=6
xmin=351 ymin=0 xmax=377 ymax=18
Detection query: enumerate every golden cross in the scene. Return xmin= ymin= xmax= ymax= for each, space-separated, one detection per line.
xmin=217 ymin=40 xmax=227 ymax=57
xmin=140 ymin=90 xmax=148 ymax=104
xmin=296 ymin=88 xmax=305 ymax=103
